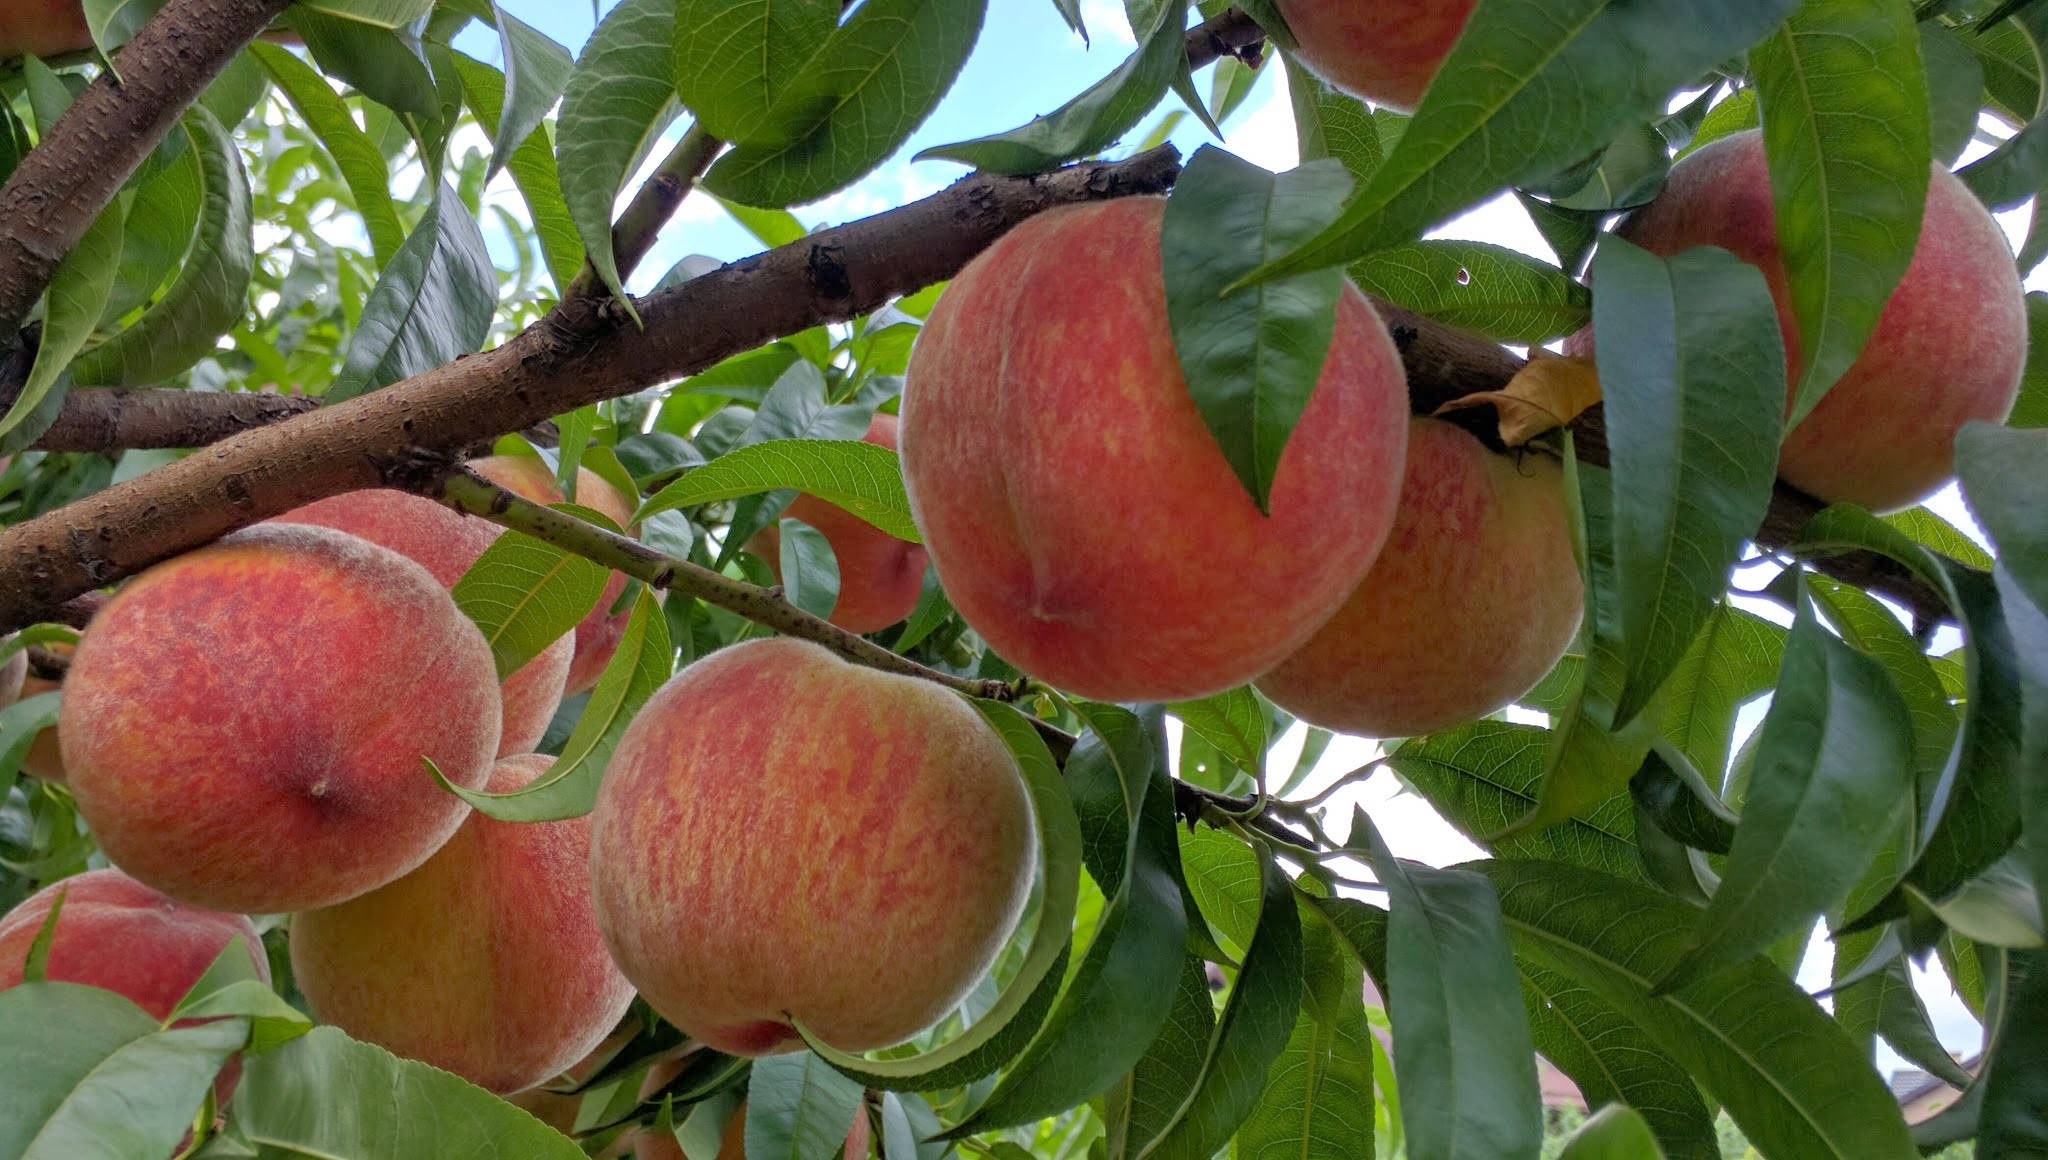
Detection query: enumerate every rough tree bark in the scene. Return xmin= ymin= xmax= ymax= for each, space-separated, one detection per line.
xmin=0 ymin=0 xmax=294 ymax=336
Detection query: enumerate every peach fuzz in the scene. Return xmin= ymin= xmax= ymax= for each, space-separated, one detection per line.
xmin=290 ymin=753 xmax=634 ymax=1094
xmin=0 ymin=868 xmax=270 ymax=1017
xmin=589 ymin=637 xmax=1036 ymax=1057
xmin=276 ymin=488 xmax=573 ymax=754
xmin=745 ymin=413 xmax=929 ymax=634
xmin=1257 ymin=418 xmax=1583 ymax=737
xmin=1567 ymin=130 xmax=2025 ymax=513
xmin=471 ymin=455 xmax=640 ymax=695
xmin=0 ymin=1 xmax=91 ymax=60
xmin=61 ymin=524 xmax=501 ymax=913
xmin=1275 ymin=0 xmax=1478 ymax=111
xmin=899 ymin=197 xmax=1409 ymax=702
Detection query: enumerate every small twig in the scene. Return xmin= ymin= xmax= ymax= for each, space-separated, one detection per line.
xmin=1183 ymin=7 xmax=1267 ymax=70
xmin=24 ymin=645 xmax=69 ymax=680
xmin=566 ymin=124 xmax=726 ymax=302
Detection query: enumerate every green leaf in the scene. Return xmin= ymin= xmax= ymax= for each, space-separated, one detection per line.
xmin=1978 ymin=951 xmax=2048 ymax=1155
xmin=1349 ymin=239 xmax=1590 ymax=345
xmin=0 ymin=200 xmax=118 ymax=445
xmin=0 ymin=982 xmax=248 ymax=1160
xmin=327 ymin=184 xmax=496 ymax=401
xmin=1558 ymin=1105 xmax=1667 ymax=1160
xmin=1358 ymin=814 xmax=1542 ymax=1160
xmin=1919 ymin=22 xmax=1984 ymax=167
xmin=944 ymin=703 xmax=1189 ymax=1134
xmin=635 ymin=438 xmax=919 ymax=542
xmin=295 ymin=0 xmax=434 ymax=28
xmin=557 ymin=0 xmax=680 ymax=302
xmin=1797 ymin=508 xmax=2028 ymax=905
xmin=2013 ymin=292 xmax=2048 ymax=429
xmin=1527 ymin=121 xmax=1672 ymax=212
xmin=0 ymin=691 xmax=61 ymax=795
xmin=288 ymin=7 xmax=440 ymax=121
xmin=1388 ymin=722 xmax=1641 ymax=881
xmin=1959 ymin=423 xmax=2048 ymax=619
xmin=1233 ymin=897 xmax=1377 ymax=1160
xmin=1805 ymin=573 xmax=1956 ymax=782
xmin=451 ymin=50 xmax=584 ymax=295
xmin=747 ymin=1051 xmax=865 ymax=1160
xmin=1246 ymin=0 xmax=1799 ymax=279
xmin=1680 ymin=88 xmax=1758 ymax=159
xmin=237 ymin=1026 xmax=585 ymax=1157
xmin=1162 ymin=147 xmax=1352 ymax=512
xmin=705 ymin=0 xmax=985 ymax=207
xmin=776 ymin=517 xmax=842 ymax=620
xmin=1102 ymin=954 xmax=1216 ymax=1160
xmin=1586 ymin=237 xmax=1784 ymax=728
xmin=915 ymin=5 xmax=1177 ymax=174
xmin=1654 ymin=603 xmax=1786 ymax=788
xmin=1519 ymin=964 xmax=1716 ymax=1160
xmin=73 ymin=107 xmax=252 ymax=387
xmin=486 ymin=9 xmax=571 ymax=180
xmin=446 ymin=588 xmax=671 ymax=822
xmin=1285 ymin=56 xmax=1381 ymax=183
xmin=1478 ymin=860 xmax=1919 ymax=1160
xmin=1516 ymin=193 xmax=1604 ymax=275
xmin=1168 ymin=687 xmax=1266 ymax=781
xmin=450 ymin=522 xmax=609 ymax=680
xmin=1659 ymin=588 xmax=1913 ymax=990
xmin=1962 ymin=8 xmax=2048 ymax=209
xmin=1883 ymin=506 xmax=1994 ymax=571
xmin=801 ymin=701 xmax=1081 ymax=1090
xmin=1131 ymin=844 xmax=1302 ymax=1160
xmin=672 ymin=0 xmax=838 ymax=144
xmin=252 ymin=42 xmax=404 ymax=267
xmin=1751 ymin=0 xmax=1932 ymax=424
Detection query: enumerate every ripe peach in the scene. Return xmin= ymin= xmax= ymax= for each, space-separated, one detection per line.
xmin=589 ymin=638 xmax=1036 ymax=1056
xmin=0 ymin=868 xmax=269 ymax=1014
xmin=1274 ymin=0 xmax=1478 ymax=111
xmin=744 ymin=414 xmax=929 ymax=634
xmin=61 ymin=524 xmax=501 ymax=913
xmin=276 ymin=489 xmax=573 ymax=754
xmin=469 ymin=455 xmax=639 ymax=696
xmin=291 ymin=753 xmax=634 ymax=1094
xmin=14 ymin=641 xmax=69 ymax=783
xmin=1570 ymin=130 xmax=2026 ymax=513
xmin=0 ymin=1 xmax=91 ymax=60
xmin=1256 ymin=418 xmax=1583 ymax=737
xmin=900 ymin=197 xmax=1409 ymax=702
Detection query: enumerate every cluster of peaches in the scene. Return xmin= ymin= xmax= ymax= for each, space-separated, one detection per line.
xmin=0 ymin=2 xmax=2029 ymax=1147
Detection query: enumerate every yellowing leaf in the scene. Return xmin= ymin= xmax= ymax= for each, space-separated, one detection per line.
xmin=1435 ymin=353 xmax=1602 ymax=446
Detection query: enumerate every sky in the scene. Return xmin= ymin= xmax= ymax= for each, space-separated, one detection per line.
xmin=466 ymin=0 xmax=2025 ymax=1073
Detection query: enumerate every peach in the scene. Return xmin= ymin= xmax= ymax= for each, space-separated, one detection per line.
xmin=0 ymin=868 xmax=269 ymax=1015
xmin=0 ymin=869 xmax=270 ymax=1105
xmin=61 ymin=524 xmax=501 ymax=913
xmin=1256 ymin=418 xmax=1583 ymax=737
xmin=1569 ymin=130 xmax=2026 ymax=513
xmin=589 ymin=638 xmax=1035 ymax=1056
xmin=470 ymin=455 xmax=639 ymax=695
xmin=0 ymin=0 xmax=91 ymax=60
xmin=899 ymin=197 xmax=1409 ymax=702
xmin=290 ymin=753 xmax=634 ymax=1094
xmin=276 ymin=488 xmax=573 ymax=754
xmin=744 ymin=414 xmax=929 ymax=634
xmin=14 ymin=641 xmax=69 ymax=783
xmin=1274 ymin=0 xmax=1478 ymax=111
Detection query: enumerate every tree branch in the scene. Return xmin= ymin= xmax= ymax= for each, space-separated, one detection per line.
xmin=565 ymin=123 xmax=726 ymax=302
xmin=0 ymin=0 xmax=293 ymax=336
xmin=25 ymin=389 xmax=321 ymax=452
xmin=0 ymin=146 xmax=1186 ymax=631
xmin=1184 ymin=7 xmax=1267 ymax=70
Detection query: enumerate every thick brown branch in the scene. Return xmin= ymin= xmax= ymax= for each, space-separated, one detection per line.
xmin=1184 ymin=7 xmax=1267 ymax=70
xmin=26 ymin=389 xmax=320 ymax=452
xmin=0 ymin=147 xmax=1185 ymax=631
xmin=0 ymin=0 xmax=292 ymax=336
